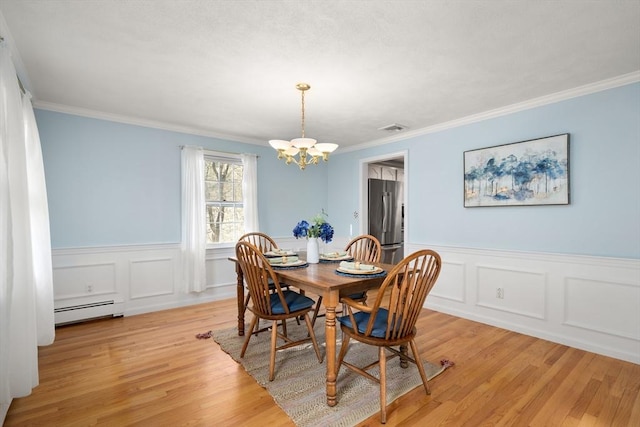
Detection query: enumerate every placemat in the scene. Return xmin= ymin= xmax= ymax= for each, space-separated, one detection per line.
xmin=335 ymin=270 xmax=387 ymax=279
xmin=272 ymin=263 xmax=309 ymax=270
xmin=319 ymin=257 xmax=353 ymax=264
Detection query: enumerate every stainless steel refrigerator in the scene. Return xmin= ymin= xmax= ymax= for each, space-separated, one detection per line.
xmin=368 ymin=178 xmax=404 ymax=264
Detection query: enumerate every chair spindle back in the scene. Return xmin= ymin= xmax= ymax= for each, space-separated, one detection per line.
xmin=238 ymin=232 xmax=278 ymax=253
xmin=345 ymin=234 xmax=382 ymax=263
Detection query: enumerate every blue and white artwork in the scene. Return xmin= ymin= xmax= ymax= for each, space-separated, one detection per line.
xmin=464 ymin=134 xmax=570 ymax=207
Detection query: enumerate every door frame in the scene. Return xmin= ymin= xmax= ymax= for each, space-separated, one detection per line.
xmin=359 ymin=150 xmax=408 ymax=243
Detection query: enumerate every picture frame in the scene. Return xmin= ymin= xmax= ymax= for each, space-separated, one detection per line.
xmin=464 ymin=134 xmax=570 ymax=207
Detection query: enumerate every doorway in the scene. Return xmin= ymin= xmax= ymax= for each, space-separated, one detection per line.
xmin=359 ymin=151 xmax=407 ymax=264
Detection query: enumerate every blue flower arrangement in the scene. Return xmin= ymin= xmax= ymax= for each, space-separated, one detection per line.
xmin=293 ymin=210 xmax=334 ymax=243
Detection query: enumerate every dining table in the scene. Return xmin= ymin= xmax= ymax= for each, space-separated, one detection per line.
xmin=228 ymin=252 xmax=394 ymax=407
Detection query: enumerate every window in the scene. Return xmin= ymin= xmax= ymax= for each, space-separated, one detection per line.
xmin=204 ymin=154 xmax=244 ymax=244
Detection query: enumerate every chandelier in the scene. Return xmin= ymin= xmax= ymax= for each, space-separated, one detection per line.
xmin=269 ymin=83 xmax=338 ymax=170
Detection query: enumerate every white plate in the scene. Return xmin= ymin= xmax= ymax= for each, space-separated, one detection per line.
xmin=320 ymin=254 xmax=353 ymax=261
xmin=337 ymin=266 xmax=383 ymax=275
xmin=271 ymin=260 xmax=307 ymax=267
xmin=265 ymin=250 xmax=297 ymax=257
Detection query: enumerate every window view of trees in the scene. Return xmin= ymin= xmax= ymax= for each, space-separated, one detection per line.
xmin=204 ymin=158 xmax=244 ymax=243
xmin=464 ymin=136 xmax=569 ymax=207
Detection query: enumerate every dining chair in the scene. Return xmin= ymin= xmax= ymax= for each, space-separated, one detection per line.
xmin=336 ymin=249 xmax=442 ymax=424
xmin=238 ymin=232 xmax=292 ymax=332
xmin=311 ymin=234 xmax=382 ymax=326
xmin=235 ymin=241 xmax=323 ymax=381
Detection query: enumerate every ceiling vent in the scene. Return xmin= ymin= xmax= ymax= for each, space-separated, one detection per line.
xmin=378 ymin=123 xmax=408 ymax=132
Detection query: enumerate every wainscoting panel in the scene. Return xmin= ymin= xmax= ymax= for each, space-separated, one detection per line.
xmin=51 ymin=244 xmax=237 ymax=323
xmin=129 ymin=258 xmax=174 ymax=299
xmin=430 ymin=260 xmax=466 ymax=303
xmin=476 ymin=265 xmax=546 ymax=320
xmin=52 ymin=242 xmax=640 ymax=363
xmin=407 ymin=243 xmax=640 ymax=364
xmin=564 ymin=277 xmax=640 ymax=341
xmin=205 ymin=247 xmax=238 ymax=290
xmin=53 ymin=262 xmax=117 ymax=300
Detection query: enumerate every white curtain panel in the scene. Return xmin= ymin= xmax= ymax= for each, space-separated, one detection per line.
xmin=22 ymin=91 xmax=55 ymax=343
xmin=241 ymin=153 xmax=259 ymax=233
xmin=181 ymin=146 xmax=207 ymax=293
xmin=0 ymin=44 xmax=55 ymax=422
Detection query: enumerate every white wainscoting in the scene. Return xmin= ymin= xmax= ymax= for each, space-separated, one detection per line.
xmin=52 ymin=244 xmax=238 ymax=323
xmin=52 ymin=241 xmax=640 ymax=364
xmin=408 ymin=243 xmax=640 ymax=364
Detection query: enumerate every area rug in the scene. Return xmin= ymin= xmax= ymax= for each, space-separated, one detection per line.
xmin=212 ymin=322 xmax=452 ymax=427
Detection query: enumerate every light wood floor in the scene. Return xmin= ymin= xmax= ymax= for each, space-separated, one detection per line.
xmin=5 ymin=297 xmax=640 ymax=426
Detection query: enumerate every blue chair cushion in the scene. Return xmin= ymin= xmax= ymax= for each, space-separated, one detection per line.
xmin=267 ymin=278 xmax=288 ymax=289
xmin=270 ymin=290 xmax=315 ymax=314
xmin=338 ymin=308 xmax=390 ymax=338
xmin=346 ymin=291 xmax=366 ymax=300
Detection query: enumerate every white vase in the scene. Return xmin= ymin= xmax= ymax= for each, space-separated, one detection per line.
xmin=306 ymin=237 xmax=320 ymax=264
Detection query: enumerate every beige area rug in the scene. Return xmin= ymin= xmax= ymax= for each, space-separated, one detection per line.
xmin=212 ymin=322 xmax=452 ymax=427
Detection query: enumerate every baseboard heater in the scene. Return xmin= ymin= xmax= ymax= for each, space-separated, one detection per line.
xmin=54 ymin=299 xmax=124 ymax=325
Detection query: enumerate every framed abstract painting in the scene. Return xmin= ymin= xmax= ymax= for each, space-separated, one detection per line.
xmin=464 ymin=134 xmax=570 ymax=207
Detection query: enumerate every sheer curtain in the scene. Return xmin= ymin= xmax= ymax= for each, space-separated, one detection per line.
xmin=241 ymin=153 xmax=259 ymax=233
xmin=181 ymin=146 xmax=207 ymax=293
xmin=0 ymin=44 xmax=55 ymax=423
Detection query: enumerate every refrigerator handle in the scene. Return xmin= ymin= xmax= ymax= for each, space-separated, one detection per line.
xmin=382 ymin=192 xmax=389 ymax=233
xmin=382 ymin=244 xmax=403 ymax=250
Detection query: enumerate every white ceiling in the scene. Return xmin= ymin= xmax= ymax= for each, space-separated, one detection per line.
xmin=1 ymin=1 xmax=639 ymax=151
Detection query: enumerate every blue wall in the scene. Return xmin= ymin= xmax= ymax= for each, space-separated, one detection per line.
xmin=36 ymin=111 xmax=329 ymax=248
xmin=327 ymin=83 xmax=640 ymax=259
xmin=37 ymin=82 xmax=639 ymax=258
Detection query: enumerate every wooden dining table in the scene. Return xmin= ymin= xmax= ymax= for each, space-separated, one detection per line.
xmin=228 ymin=255 xmax=393 ymax=407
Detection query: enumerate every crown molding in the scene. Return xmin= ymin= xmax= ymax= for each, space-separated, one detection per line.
xmin=339 ymin=71 xmax=640 ymax=153
xmin=32 ymin=100 xmax=265 ymax=146
xmin=32 ymin=71 xmax=640 ymax=152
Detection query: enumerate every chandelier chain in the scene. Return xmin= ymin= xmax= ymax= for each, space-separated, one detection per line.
xmin=300 ymin=89 xmax=306 ymax=138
